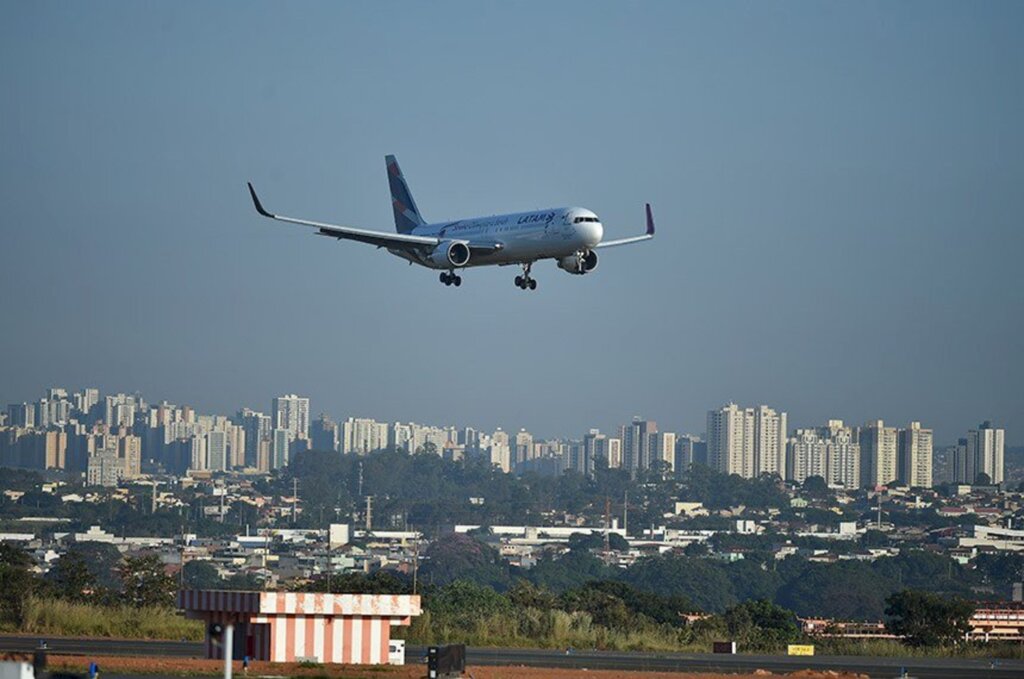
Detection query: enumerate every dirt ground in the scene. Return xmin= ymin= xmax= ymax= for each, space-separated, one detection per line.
xmin=5 ymin=653 xmax=871 ymax=679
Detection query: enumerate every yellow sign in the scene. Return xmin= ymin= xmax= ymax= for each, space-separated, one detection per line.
xmin=787 ymin=644 xmax=815 ymax=656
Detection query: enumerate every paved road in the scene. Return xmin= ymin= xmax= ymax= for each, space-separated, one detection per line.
xmin=3 ymin=635 xmax=1023 ymax=677
xmin=0 ymin=635 xmax=200 ymax=658
xmin=407 ymin=645 xmax=1024 ymax=678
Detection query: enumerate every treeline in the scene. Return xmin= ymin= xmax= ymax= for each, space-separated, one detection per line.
xmin=0 ymin=469 xmax=244 ymax=538
xmin=0 ymin=541 xmax=176 ymax=630
xmin=279 ymin=449 xmax=996 ymax=535
xmin=407 ymin=532 xmax=1019 ymax=620
xmin=278 ymin=449 xmax=797 ymax=534
xmin=298 ymin=567 xmax=985 ymax=654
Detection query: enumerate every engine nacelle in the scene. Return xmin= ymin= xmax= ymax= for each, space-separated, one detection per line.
xmin=430 ymin=241 xmax=471 ymax=268
xmin=557 ymin=249 xmax=599 ymax=275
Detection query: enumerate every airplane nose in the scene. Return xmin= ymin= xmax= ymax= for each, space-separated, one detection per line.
xmin=577 ymin=221 xmax=603 ymax=248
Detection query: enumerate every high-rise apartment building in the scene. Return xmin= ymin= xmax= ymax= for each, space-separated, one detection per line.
xmin=753 ymin=406 xmax=787 ymax=477
xmin=898 ymin=421 xmax=933 ymax=488
xmin=674 ymin=435 xmax=703 ymax=476
xmin=579 ymin=430 xmax=605 ymax=477
xmin=621 ymin=417 xmax=657 ymax=475
xmin=207 ymin=430 xmax=228 ymax=472
xmin=822 ymin=420 xmax=860 ymax=489
xmin=967 ymin=421 xmax=1005 ymax=485
xmin=787 ymin=429 xmax=828 ymax=483
xmin=104 ymin=394 xmax=138 ymax=429
xmin=272 ymin=428 xmax=290 ymax=469
xmin=514 ymin=429 xmax=534 ymax=468
xmin=311 ymin=414 xmax=339 ymax=452
xmin=237 ymin=409 xmax=272 ymax=467
xmin=6 ymin=403 xmax=35 ymax=428
xmin=648 ymin=431 xmax=677 ymax=474
xmin=272 ymin=394 xmax=310 ymax=441
xmin=606 ymin=437 xmax=622 ymax=468
xmin=787 ymin=420 xmax=860 ymax=488
xmin=342 ymin=417 xmax=389 ymax=455
xmin=857 ymin=420 xmax=898 ymax=487
xmin=708 ymin=404 xmax=754 ymax=477
xmin=489 ymin=428 xmax=511 ymax=473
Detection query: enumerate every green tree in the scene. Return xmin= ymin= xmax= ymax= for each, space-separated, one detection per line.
xmin=47 ymin=549 xmax=97 ymax=602
xmin=776 ymin=561 xmax=896 ymax=621
xmin=973 ymin=553 xmax=1024 ymax=592
xmin=622 ymin=555 xmax=736 ymax=613
xmin=0 ymin=544 xmax=37 ymax=626
xmin=801 ymin=476 xmax=829 ymax=497
xmin=723 ymin=599 xmax=800 ymax=648
xmin=507 ymin=580 xmax=559 ymax=611
xmin=860 ymin=529 xmax=889 ymax=548
xmin=884 ymin=589 xmax=974 ymax=647
xmin=300 ymin=570 xmax=411 ymax=594
xmin=566 ymin=532 xmax=605 ymax=551
xmin=426 ymin=579 xmax=512 ymax=631
xmin=420 ymin=533 xmax=510 ymax=590
xmin=182 ymin=560 xmax=223 ymax=590
xmin=119 ymin=554 xmax=176 ymax=607
xmin=608 ymin=533 xmax=630 ymax=552
xmin=560 ymin=584 xmax=633 ymax=629
xmin=526 ymin=548 xmax=613 ymax=593
xmin=64 ymin=542 xmax=124 ymax=590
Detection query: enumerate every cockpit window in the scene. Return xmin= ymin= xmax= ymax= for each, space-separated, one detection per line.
xmin=573 ymin=216 xmax=599 ymax=223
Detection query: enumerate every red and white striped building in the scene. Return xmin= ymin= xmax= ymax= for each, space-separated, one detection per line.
xmin=177 ymin=590 xmax=421 ymax=665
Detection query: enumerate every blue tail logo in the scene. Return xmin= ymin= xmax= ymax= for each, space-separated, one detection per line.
xmin=385 ymin=155 xmax=425 ymax=234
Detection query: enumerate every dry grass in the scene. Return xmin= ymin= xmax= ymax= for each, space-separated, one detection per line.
xmin=11 ymin=597 xmax=203 ymax=640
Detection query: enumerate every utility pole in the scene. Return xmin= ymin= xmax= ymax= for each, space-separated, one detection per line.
xmin=603 ymin=497 xmax=611 ymax=556
xmin=365 ymin=495 xmax=373 ymax=532
xmin=412 ymin=538 xmax=419 ymax=595
xmin=292 ymin=477 xmax=298 ymax=524
xmin=623 ymin=490 xmax=629 ymax=536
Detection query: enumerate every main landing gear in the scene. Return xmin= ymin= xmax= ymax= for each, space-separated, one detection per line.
xmin=440 ymin=271 xmax=462 ymax=287
xmin=514 ymin=263 xmax=538 ymax=291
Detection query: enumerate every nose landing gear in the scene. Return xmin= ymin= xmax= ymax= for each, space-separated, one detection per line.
xmin=514 ymin=263 xmax=538 ymax=291
xmin=440 ymin=271 xmax=462 ymax=287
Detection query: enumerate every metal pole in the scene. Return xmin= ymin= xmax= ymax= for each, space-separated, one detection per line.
xmin=223 ymin=623 xmax=234 ymax=679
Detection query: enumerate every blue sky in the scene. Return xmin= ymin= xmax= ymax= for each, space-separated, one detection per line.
xmin=1 ymin=2 xmax=1021 ymax=443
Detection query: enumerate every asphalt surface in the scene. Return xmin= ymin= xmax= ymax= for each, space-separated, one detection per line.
xmin=410 ymin=645 xmax=1024 ymax=677
xmin=0 ymin=635 xmax=199 ymax=658
xmin=3 ymin=635 xmax=1023 ymax=677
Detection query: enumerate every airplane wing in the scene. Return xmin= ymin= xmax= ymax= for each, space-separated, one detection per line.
xmin=248 ymin=183 xmax=440 ymax=251
xmin=594 ymin=203 xmax=656 ymax=249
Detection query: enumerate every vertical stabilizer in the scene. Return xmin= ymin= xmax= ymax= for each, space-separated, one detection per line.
xmin=385 ymin=155 xmax=425 ymax=234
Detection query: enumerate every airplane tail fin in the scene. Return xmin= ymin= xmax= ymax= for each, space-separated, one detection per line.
xmin=385 ymin=155 xmax=425 ymax=234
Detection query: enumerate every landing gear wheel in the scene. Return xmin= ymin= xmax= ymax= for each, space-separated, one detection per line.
xmin=440 ymin=272 xmax=449 ymax=285
xmin=453 ymin=275 xmax=462 ymax=287
xmin=515 ymin=263 xmax=537 ymax=290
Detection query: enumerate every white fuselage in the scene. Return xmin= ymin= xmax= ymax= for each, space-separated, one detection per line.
xmin=390 ymin=207 xmax=603 ymax=269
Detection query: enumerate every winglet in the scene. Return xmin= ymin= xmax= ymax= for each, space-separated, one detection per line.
xmin=247 ymin=182 xmax=274 ymax=218
xmin=645 ymin=203 xmax=655 ymax=236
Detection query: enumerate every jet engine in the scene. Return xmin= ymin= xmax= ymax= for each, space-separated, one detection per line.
xmin=557 ymin=249 xmax=599 ymax=275
xmin=430 ymin=241 xmax=471 ymax=268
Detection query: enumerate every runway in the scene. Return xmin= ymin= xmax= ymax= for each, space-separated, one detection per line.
xmin=2 ymin=635 xmax=1021 ymax=677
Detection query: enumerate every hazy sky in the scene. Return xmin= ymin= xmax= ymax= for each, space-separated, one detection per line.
xmin=2 ymin=2 xmax=1022 ymax=444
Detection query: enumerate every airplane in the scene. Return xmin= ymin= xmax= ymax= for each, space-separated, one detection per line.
xmin=246 ymin=155 xmax=654 ymax=290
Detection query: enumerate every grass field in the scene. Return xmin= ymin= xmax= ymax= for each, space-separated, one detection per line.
xmin=0 ymin=598 xmax=203 ymax=640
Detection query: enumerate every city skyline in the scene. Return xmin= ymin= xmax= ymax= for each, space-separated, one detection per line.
xmin=2 ymin=4 xmax=1022 ymax=448
xmin=4 ymin=380 xmax=1015 ymax=451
